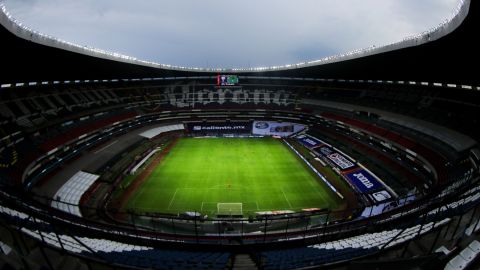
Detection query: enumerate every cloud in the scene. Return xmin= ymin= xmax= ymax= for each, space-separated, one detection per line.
xmin=3 ymin=0 xmax=460 ymax=68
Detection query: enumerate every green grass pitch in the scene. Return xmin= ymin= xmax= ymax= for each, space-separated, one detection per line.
xmin=127 ymin=137 xmax=342 ymax=216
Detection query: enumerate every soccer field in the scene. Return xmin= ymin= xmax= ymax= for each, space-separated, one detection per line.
xmin=127 ymin=137 xmax=342 ymax=215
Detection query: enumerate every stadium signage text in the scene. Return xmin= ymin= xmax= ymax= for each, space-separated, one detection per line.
xmin=304 ymin=138 xmax=319 ymax=146
xmin=327 ymin=153 xmax=355 ymax=170
xmin=296 ymin=135 xmax=322 ymax=148
xmin=353 ymin=173 xmax=374 ymax=188
xmin=187 ymin=122 xmax=252 ymax=133
xmin=345 ymin=169 xmax=383 ymax=193
xmin=316 ymin=146 xmax=355 ymax=170
xmin=193 ymin=125 xmax=246 ymax=130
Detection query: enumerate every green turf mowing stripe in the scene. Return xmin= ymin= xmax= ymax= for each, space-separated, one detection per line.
xmin=126 ymin=137 xmax=341 ymax=215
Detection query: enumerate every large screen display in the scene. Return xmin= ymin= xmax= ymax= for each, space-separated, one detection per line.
xmin=217 ymin=75 xmax=239 ymax=86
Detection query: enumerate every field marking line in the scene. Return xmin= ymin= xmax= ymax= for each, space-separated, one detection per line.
xmin=208 ymin=184 xmax=249 ymax=190
xmin=256 ymin=201 xmax=259 ymax=210
xmin=130 ymin=184 xmax=147 ymax=209
xmin=167 ymin=188 xmax=179 ymax=210
xmin=114 ymin=137 xmax=180 ymax=211
xmin=93 ymin=140 xmax=118 ymax=154
xmin=281 ymin=188 xmax=293 ymax=209
xmin=201 ymin=202 xmax=204 ymax=211
xmin=183 ymin=186 xmax=243 ymax=190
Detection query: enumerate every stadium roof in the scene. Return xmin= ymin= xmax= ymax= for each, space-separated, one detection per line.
xmin=0 ymin=0 xmax=478 ymax=86
xmin=1 ymin=0 xmax=461 ymax=69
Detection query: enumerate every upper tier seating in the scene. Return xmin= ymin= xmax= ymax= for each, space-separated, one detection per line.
xmin=39 ymin=111 xmax=137 ymax=151
xmin=320 ymin=112 xmax=448 ymax=184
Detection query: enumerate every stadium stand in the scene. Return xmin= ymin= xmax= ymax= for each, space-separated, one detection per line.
xmin=260 ymin=219 xmax=451 ymax=269
xmin=51 ymin=171 xmax=100 ymax=216
xmin=0 ymin=203 xmax=232 ymax=270
xmin=1 ymin=90 xmax=479 ymax=270
xmin=139 ymin=124 xmax=185 ymax=139
xmin=39 ymin=110 xmax=137 ymax=151
xmin=444 ymin=240 xmax=480 ymax=270
xmin=320 ymin=111 xmax=448 ymax=184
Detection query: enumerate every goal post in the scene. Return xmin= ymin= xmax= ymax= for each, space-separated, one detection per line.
xmin=217 ymin=203 xmax=243 ymax=216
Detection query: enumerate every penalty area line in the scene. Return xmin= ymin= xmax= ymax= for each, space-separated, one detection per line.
xmin=281 ymin=188 xmax=293 ymax=209
xmin=167 ymin=188 xmax=179 ymax=210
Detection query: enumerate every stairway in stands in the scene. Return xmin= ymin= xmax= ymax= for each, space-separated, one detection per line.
xmin=232 ymin=254 xmax=258 ymax=270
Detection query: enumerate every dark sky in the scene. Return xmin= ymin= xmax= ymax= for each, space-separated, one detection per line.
xmin=3 ymin=0 xmax=460 ymax=69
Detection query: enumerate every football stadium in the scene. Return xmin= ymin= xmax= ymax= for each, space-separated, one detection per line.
xmin=1 ymin=0 xmax=480 ymax=269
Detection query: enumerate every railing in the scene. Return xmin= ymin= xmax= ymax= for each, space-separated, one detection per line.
xmin=5 ymin=189 xmax=479 ymax=269
xmin=0 ymin=170 xmax=479 ymax=270
xmin=1 ymin=172 xmax=477 ymax=245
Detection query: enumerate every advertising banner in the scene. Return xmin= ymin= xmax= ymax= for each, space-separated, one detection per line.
xmin=186 ymin=122 xmax=252 ymax=133
xmin=345 ymin=169 xmax=383 ymax=193
xmin=296 ymin=135 xmax=322 ymax=148
xmin=252 ymin=121 xmax=305 ymax=137
xmin=369 ymin=190 xmax=392 ymax=202
xmin=316 ymin=146 xmax=355 ymax=170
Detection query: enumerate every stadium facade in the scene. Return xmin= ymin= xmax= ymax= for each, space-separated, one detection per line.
xmin=1 ymin=0 xmax=480 ymax=269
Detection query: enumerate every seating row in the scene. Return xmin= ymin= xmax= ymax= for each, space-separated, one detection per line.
xmin=51 ymin=171 xmax=99 ymax=217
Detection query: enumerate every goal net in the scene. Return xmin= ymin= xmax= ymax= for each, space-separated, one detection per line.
xmin=217 ymin=203 xmax=243 ymax=216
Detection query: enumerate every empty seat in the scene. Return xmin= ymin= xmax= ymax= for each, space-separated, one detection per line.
xmin=468 ymin=240 xmax=480 ymax=254
xmin=445 ymin=255 xmax=468 ymax=270
xmin=459 ymin=247 xmax=476 ymax=262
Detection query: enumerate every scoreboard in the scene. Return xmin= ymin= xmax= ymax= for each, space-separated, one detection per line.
xmin=217 ymin=75 xmax=239 ymax=86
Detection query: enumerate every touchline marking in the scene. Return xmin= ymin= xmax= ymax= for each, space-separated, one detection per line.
xmin=281 ymin=188 xmax=293 ymax=209
xmin=167 ymin=188 xmax=179 ymax=210
xmin=131 ymin=184 xmax=147 ymax=209
xmin=93 ymin=140 xmax=118 ymax=154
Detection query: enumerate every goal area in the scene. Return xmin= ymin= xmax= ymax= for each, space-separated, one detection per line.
xmin=217 ymin=203 xmax=243 ymax=216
